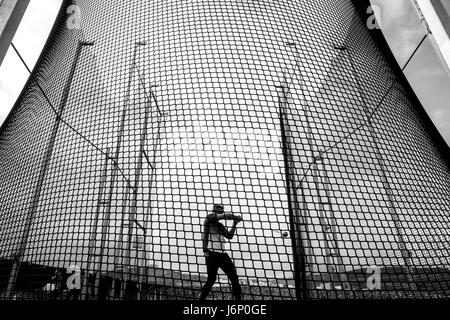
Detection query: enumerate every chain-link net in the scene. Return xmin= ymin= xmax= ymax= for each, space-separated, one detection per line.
xmin=0 ymin=0 xmax=449 ymax=300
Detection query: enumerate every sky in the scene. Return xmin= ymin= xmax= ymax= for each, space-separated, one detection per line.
xmin=0 ymin=0 xmax=63 ymax=124
xmin=371 ymin=0 xmax=450 ymax=145
xmin=0 ymin=0 xmax=449 ymax=146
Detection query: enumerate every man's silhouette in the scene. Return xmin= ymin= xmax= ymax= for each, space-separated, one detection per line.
xmin=199 ymin=204 xmax=243 ymax=300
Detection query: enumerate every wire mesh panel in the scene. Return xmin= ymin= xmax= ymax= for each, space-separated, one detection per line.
xmin=0 ymin=0 xmax=449 ymax=300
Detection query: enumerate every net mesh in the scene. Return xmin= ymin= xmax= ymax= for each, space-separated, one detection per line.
xmin=0 ymin=0 xmax=450 ymax=300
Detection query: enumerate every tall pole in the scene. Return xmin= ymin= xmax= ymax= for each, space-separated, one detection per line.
xmin=83 ymin=147 xmax=111 ymax=300
xmin=127 ymin=78 xmax=157 ymax=299
xmin=277 ymin=82 xmax=308 ymax=300
xmin=105 ymin=42 xmax=146 ymax=295
xmin=82 ymin=41 xmax=143 ymax=300
xmin=6 ymin=41 xmax=93 ymax=299
xmin=287 ymin=42 xmax=350 ymax=290
xmin=336 ymin=45 xmax=414 ymax=285
xmin=142 ymin=89 xmax=166 ymax=291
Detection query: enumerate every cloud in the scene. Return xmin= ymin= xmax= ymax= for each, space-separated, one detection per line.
xmin=370 ymin=0 xmax=450 ymax=146
xmin=431 ymin=108 xmax=450 ymax=143
xmin=371 ymin=0 xmax=425 ymax=64
xmin=0 ymin=51 xmax=28 ymax=124
xmin=406 ymin=47 xmax=450 ymax=145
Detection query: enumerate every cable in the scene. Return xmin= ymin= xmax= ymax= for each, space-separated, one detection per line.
xmin=11 ymin=42 xmax=136 ymax=193
xmin=11 ymin=43 xmax=32 ymax=73
xmin=11 ymin=28 xmax=427 ymax=192
xmin=295 ymin=33 xmax=429 ymax=185
xmin=401 ymin=33 xmax=427 ymax=72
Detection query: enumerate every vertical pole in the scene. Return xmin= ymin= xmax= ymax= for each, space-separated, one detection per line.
xmin=6 ymin=41 xmax=93 ymax=299
xmin=338 ymin=45 xmax=414 ymax=285
xmin=111 ymin=41 xmax=146 ymax=299
xmin=82 ymin=147 xmax=111 ymax=300
xmin=128 ymin=77 xmax=154 ymax=301
xmin=142 ymin=91 xmax=165 ymax=295
xmin=283 ymin=42 xmax=319 ymax=296
xmin=277 ymin=83 xmax=308 ymax=300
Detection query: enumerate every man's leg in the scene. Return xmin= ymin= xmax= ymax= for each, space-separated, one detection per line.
xmin=199 ymin=252 xmax=220 ymax=300
xmin=220 ymin=253 xmax=242 ymax=300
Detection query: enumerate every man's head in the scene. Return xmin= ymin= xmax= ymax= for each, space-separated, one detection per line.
xmin=205 ymin=204 xmax=224 ymax=222
xmin=213 ymin=204 xmax=224 ymax=215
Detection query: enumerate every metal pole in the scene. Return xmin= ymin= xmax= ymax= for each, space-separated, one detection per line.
xmin=283 ymin=42 xmax=320 ymax=296
xmin=289 ymin=41 xmax=350 ymax=288
xmin=336 ymin=45 xmax=414 ymax=284
xmin=109 ymin=41 xmax=146 ymax=299
xmin=82 ymin=147 xmax=111 ymax=300
xmin=6 ymin=41 xmax=93 ymax=299
xmin=277 ymin=83 xmax=308 ymax=300
xmin=142 ymin=92 xmax=166 ymax=296
xmin=128 ymin=77 xmax=156 ymax=299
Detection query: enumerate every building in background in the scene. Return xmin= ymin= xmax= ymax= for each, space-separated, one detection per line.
xmin=0 ymin=0 xmax=449 ymax=300
xmin=412 ymin=0 xmax=450 ymax=76
xmin=0 ymin=0 xmax=29 ymax=66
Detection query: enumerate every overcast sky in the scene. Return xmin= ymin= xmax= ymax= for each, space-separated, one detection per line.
xmin=372 ymin=0 xmax=450 ymax=145
xmin=0 ymin=0 xmax=449 ymax=145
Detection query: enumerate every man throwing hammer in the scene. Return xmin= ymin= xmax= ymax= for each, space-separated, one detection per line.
xmin=199 ymin=204 xmax=243 ymax=300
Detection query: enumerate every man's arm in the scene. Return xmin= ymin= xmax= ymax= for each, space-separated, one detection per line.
xmin=207 ymin=213 xmax=243 ymax=222
xmin=219 ymin=220 xmax=241 ymax=240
